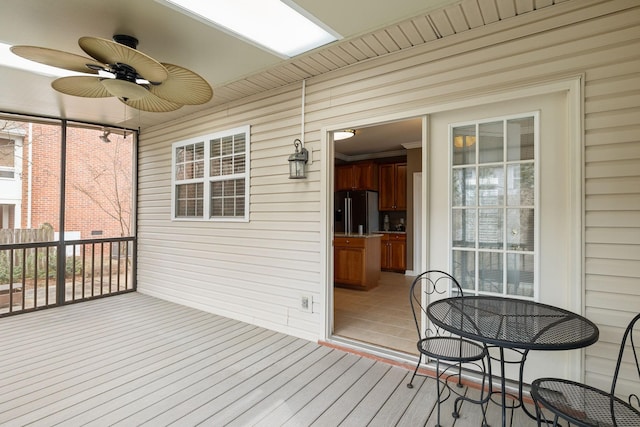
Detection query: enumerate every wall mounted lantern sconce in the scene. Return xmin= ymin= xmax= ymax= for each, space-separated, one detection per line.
xmin=288 ymin=138 xmax=308 ymax=179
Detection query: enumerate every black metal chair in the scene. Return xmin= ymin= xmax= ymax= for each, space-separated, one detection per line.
xmin=407 ymin=270 xmax=490 ymax=427
xmin=531 ymin=312 xmax=640 ymax=427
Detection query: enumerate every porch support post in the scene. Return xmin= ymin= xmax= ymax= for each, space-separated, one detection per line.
xmin=56 ymin=120 xmax=67 ymax=306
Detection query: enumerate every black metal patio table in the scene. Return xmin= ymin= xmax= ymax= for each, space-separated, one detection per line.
xmin=426 ymin=296 xmax=599 ymax=427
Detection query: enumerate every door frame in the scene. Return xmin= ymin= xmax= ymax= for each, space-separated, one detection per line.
xmin=321 ymin=114 xmax=428 ymax=357
xmin=320 ymin=76 xmax=583 ymax=374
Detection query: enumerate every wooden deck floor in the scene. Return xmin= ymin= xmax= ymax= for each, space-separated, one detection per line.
xmin=0 ymin=293 xmax=538 ymax=426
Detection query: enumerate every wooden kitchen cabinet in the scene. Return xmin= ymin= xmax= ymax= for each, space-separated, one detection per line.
xmin=335 ymin=162 xmax=378 ymax=191
xmin=381 ymin=233 xmax=406 ymax=272
xmin=334 ymin=235 xmax=381 ymax=290
xmin=378 ymin=162 xmax=407 ymax=210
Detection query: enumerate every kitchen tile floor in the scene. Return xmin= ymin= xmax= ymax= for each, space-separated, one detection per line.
xmin=334 ymin=271 xmax=418 ymax=355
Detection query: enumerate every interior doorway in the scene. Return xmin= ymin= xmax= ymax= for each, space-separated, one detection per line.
xmin=330 ymin=117 xmax=422 ymax=356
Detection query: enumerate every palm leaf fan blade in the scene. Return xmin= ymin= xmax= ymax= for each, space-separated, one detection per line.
xmin=122 ymin=92 xmax=183 ymax=112
xmin=10 ymin=46 xmax=102 ymax=74
xmin=78 ymin=36 xmax=168 ymax=83
xmin=52 ymin=76 xmax=112 ymax=98
xmin=149 ymin=63 xmax=213 ymax=105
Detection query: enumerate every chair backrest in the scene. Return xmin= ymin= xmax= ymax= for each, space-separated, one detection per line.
xmin=409 ymin=270 xmax=464 ymax=339
xmin=611 ymin=312 xmax=640 ymax=408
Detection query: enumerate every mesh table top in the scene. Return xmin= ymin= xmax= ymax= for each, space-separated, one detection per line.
xmin=426 ymin=296 xmax=599 ymax=350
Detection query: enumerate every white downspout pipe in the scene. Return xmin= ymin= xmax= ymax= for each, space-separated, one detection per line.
xmin=300 ymin=79 xmax=312 ymax=164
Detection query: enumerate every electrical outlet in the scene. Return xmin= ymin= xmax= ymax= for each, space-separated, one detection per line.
xmin=300 ymin=295 xmax=313 ymax=313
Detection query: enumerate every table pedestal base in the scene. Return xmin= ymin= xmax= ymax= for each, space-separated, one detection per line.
xmin=487 ymin=347 xmax=539 ymax=427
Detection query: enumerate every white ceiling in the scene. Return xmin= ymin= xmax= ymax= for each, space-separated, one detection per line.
xmin=0 ymin=0 xmax=457 ymax=128
xmin=0 ymin=0 xmax=565 ymax=154
xmin=335 ymin=118 xmax=423 ymax=158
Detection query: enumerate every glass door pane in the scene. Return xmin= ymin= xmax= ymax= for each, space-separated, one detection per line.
xmin=451 ymin=114 xmax=537 ymax=298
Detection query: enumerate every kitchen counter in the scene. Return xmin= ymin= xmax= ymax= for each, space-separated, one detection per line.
xmin=333 ymin=234 xmax=381 ymax=290
xmin=380 ymin=231 xmax=406 ymax=234
xmin=334 ymin=233 xmax=384 ymax=238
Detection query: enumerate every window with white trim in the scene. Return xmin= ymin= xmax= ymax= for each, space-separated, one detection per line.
xmin=0 ymin=138 xmax=16 ymax=179
xmin=172 ymin=125 xmax=250 ymax=221
xmin=450 ymin=114 xmax=538 ymax=298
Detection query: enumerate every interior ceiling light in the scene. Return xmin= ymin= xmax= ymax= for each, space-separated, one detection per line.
xmin=334 ymin=129 xmax=356 ymax=141
xmin=157 ymin=0 xmax=340 ymax=57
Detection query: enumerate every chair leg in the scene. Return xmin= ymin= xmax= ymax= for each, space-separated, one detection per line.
xmin=452 ymin=359 xmax=490 ymax=427
xmin=479 ymin=363 xmax=490 ymax=427
xmin=535 ymin=403 xmax=542 ymax=426
xmin=536 ymin=404 xmax=562 ymax=427
xmin=456 ymin=360 xmax=464 ymax=388
xmin=435 ymin=358 xmax=443 ymax=427
xmin=407 ymin=353 xmax=422 ymax=389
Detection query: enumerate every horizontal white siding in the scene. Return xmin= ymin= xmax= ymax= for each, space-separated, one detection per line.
xmin=581 ymin=1 xmax=640 ymax=397
xmin=137 ymin=87 xmax=323 ymax=340
xmin=137 ymin=0 xmax=640 ymax=388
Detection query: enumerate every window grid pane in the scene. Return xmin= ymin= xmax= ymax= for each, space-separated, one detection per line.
xmin=478 ymin=121 xmax=503 ymax=164
xmin=210 ymin=133 xmax=246 ymax=178
xmin=453 ymin=250 xmax=475 ymax=291
xmin=210 ymin=178 xmax=245 ymax=218
xmin=452 ymin=125 xmax=476 ymax=166
xmin=175 ymin=142 xmax=204 ymax=180
xmin=478 ymin=208 xmax=503 ymax=249
xmin=451 ymin=115 xmax=536 ymax=298
xmin=478 ymin=166 xmax=504 ymax=206
xmin=452 ymin=167 xmax=476 ymax=206
xmin=452 ymin=208 xmax=475 ymax=248
xmin=507 ymin=117 xmax=535 ymax=161
xmin=0 ymin=138 xmax=15 ymax=168
xmin=175 ymin=183 xmax=203 ymax=217
xmin=507 ymin=253 xmax=534 ymax=297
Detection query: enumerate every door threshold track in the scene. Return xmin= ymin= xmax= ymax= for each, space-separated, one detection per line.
xmin=321 ymin=335 xmax=418 ymax=372
xmin=321 ymin=335 xmax=492 ymax=393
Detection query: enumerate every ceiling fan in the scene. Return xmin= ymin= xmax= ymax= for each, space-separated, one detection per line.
xmin=11 ymin=34 xmax=213 ymax=112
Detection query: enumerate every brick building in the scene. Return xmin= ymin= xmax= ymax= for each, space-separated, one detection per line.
xmin=1 ymin=120 xmax=133 ymax=240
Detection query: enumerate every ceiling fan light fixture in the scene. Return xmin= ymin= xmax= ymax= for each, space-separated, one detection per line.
xmin=101 ymin=78 xmax=149 ymax=101
xmin=334 ymin=129 xmax=355 ymax=141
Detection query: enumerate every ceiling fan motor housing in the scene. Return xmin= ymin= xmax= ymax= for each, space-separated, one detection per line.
xmin=112 ymin=34 xmax=139 ymax=49
xmin=113 ymin=63 xmax=143 ymax=84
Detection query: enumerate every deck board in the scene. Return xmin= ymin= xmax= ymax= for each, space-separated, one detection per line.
xmin=226 ymin=347 xmax=344 ymax=427
xmin=0 ymin=292 xmax=538 ymax=426
xmin=166 ymin=339 xmax=318 ymax=425
xmin=211 ymin=344 xmax=334 ymax=425
xmin=252 ymin=353 xmax=362 ymax=426
xmin=339 ymin=364 xmax=408 ymax=425
xmin=310 ymin=361 xmax=391 ymax=425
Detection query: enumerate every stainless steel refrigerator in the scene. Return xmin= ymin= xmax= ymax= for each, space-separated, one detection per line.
xmin=334 ymin=190 xmax=379 ymax=234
